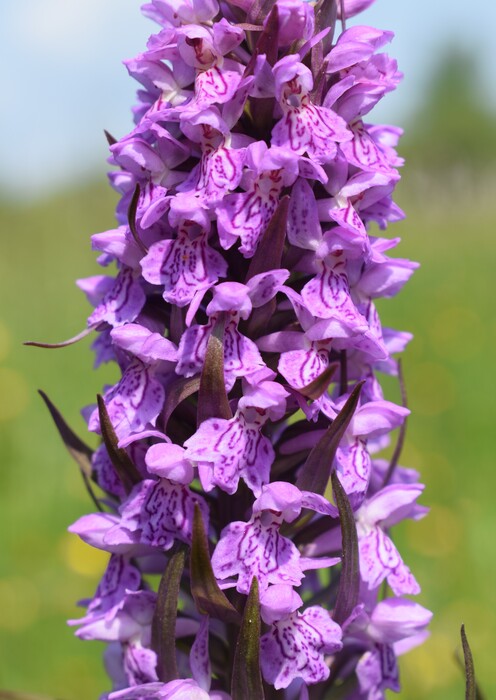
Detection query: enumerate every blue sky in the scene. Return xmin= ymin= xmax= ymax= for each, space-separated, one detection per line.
xmin=1 ymin=0 xmax=494 ymax=199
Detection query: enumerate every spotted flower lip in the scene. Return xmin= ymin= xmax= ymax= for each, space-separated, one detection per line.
xmin=54 ymin=0 xmax=429 ymax=696
xmin=211 ymin=482 xmax=340 ymax=593
xmin=259 ymin=585 xmax=343 ymax=688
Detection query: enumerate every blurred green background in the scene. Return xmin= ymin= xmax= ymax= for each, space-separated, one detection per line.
xmin=0 ymin=47 xmax=495 ymax=699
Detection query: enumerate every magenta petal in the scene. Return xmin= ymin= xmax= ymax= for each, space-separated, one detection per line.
xmin=69 ymin=513 xmax=120 ymax=551
xmin=194 ymin=63 xmax=243 ymax=109
xmin=190 ymin=616 xmax=211 ymax=691
xmin=356 ymin=644 xmax=399 ymax=696
xmin=109 ymin=679 xmax=210 ymax=700
xmin=364 ymin=484 xmax=425 ymax=525
xmin=111 ymin=324 xmax=178 ymax=363
xmin=334 ymin=438 xmax=371 ymax=505
xmin=141 ymin=233 xmax=227 ymax=307
xmin=278 ymin=344 xmax=329 ymax=390
xmin=287 ymin=178 xmax=323 ymax=251
xmin=216 ymin=186 xmax=280 ymax=257
xmin=337 ymin=0 xmax=378 ymax=20
xmin=211 ymin=515 xmax=303 ymax=594
xmin=358 ymin=526 xmax=420 ymax=595
xmin=260 ymin=584 xmax=303 ymax=624
xmin=247 ymin=269 xmax=290 ymax=308
xmin=184 ymin=413 xmax=274 ymax=495
xmin=116 ymin=479 xmax=209 ymax=551
xmin=87 ymin=267 xmax=146 ymax=328
xmin=252 ymin=482 xmax=303 ymax=522
xmin=301 ymin=255 xmax=363 ymax=325
xmin=145 ymin=442 xmax=194 ymax=484
xmin=260 ymin=607 xmax=342 ymax=689
xmin=368 ymin=598 xmax=432 ymax=644
xmin=88 ymin=360 xmax=165 ymax=439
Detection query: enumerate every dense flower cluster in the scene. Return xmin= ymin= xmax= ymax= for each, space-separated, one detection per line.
xmin=62 ymin=0 xmax=432 ymax=697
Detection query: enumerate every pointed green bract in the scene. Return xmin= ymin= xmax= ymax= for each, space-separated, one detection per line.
xmin=246 ymin=195 xmax=289 ymax=338
xmin=245 ymin=5 xmax=279 ymax=138
xmin=295 ymin=381 xmax=364 ymax=495
xmin=314 ymin=0 xmax=337 ymax=53
xmin=299 ymin=362 xmax=338 ymax=401
xmin=248 ymin=1 xmax=278 ymax=37
xmin=151 ymin=545 xmax=187 ymax=682
xmin=38 ymin=390 xmax=102 ymax=512
xmin=197 ymin=313 xmax=233 ymax=426
xmin=331 ymin=471 xmax=359 ymax=626
xmin=162 ymin=376 xmax=201 ymax=431
xmin=246 ymin=195 xmax=289 ymax=281
xmin=104 ymin=129 xmax=117 ymax=146
xmin=231 ymin=577 xmax=264 ymax=700
xmin=96 ymin=394 xmax=141 ymax=494
xmin=190 ymin=505 xmax=241 ymax=625
xmin=461 ymin=625 xmax=477 ymax=700
xmin=39 ymin=390 xmax=93 ymax=476
xmin=127 ymin=183 xmax=148 ymax=255
xmin=254 ymin=5 xmax=279 ymax=64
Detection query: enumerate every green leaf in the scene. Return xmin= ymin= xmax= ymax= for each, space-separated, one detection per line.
xmin=38 ymin=390 xmax=102 ymax=512
xmin=151 ymin=545 xmax=187 ymax=682
xmin=295 ymin=381 xmax=364 ymax=495
xmin=197 ymin=313 xmax=233 ymax=426
xmin=231 ymin=577 xmax=264 ymax=700
xmin=190 ymin=505 xmax=241 ymax=625
xmin=127 ymin=183 xmax=148 ymax=255
xmin=97 ymin=394 xmax=142 ymax=494
xmin=299 ymin=362 xmax=338 ymax=401
xmin=331 ymin=471 xmax=359 ymax=626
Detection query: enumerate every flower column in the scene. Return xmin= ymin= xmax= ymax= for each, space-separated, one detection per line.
xmin=47 ymin=0 xmax=432 ymax=697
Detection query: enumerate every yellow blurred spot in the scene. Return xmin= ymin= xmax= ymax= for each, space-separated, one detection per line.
xmin=0 ymin=367 xmax=29 ymax=421
xmin=60 ymin=533 xmax=108 ymax=577
xmin=0 ymin=320 xmax=11 ymax=361
xmin=0 ymin=576 xmax=40 ymax=631
xmin=409 ymin=361 xmax=456 ymax=416
xmin=406 ymin=503 xmax=461 ymax=557
xmin=430 ymin=306 xmax=484 ymax=361
xmin=400 ymin=631 xmax=458 ymax=693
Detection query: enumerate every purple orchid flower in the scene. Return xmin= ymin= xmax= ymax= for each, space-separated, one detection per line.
xmin=260 ymin=585 xmax=343 ymax=688
xmin=40 ymin=0 xmax=431 ymax=697
xmin=211 ymin=482 xmax=340 ymax=591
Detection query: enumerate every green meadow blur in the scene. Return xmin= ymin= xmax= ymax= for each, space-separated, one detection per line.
xmin=0 ymin=49 xmax=494 ymax=698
